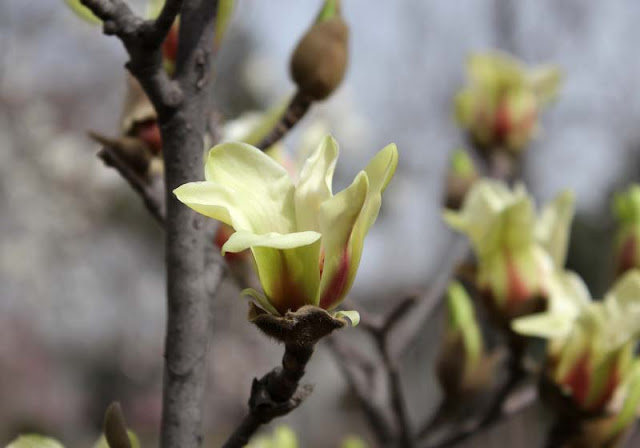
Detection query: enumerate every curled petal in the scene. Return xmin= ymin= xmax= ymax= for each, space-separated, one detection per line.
xmin=176 ymin=142 xmax=297 ymax=234
xmin=317 ymin=172 xmax=369 ymax=309
xmin=334 ymin=310 xmax=360 ymax=326
xmin=536 ymin=190 xmax=574 ymax=267
xmin=295 ymin=135 xmax=338 ymax=231
xmin=222 ymin=230 xmax=321 ymax=254
xmin=341 ymin=144 xmax=398 ymax=300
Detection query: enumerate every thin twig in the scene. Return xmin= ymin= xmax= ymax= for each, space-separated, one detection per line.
xmin=421 ymin=354 xmax=530 ymax=448
xmin=326 ymin=336 xmax=396 ymax=445
xmin=256 ymin=91 xmax=313 ymax=151
xmin=80 ymin=0 xmax=184 ymax=117
xmin=390 ymin=237 xmax=470 ymax=360
xmin=222 ymin=344 xmax=315 ymax=448
xmin=97 ymin=146 xmax=166 ymax=223
xmin=376 ymin=333 xmax=415 ymax=448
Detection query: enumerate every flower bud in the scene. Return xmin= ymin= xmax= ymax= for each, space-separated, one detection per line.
xmin=290 ymin=1 xmax=348 ymax=101
xmin=444 ymin=148 xmax=478 ymax=210
xmin=436 ymin=282 xmax=493 ymax=396
xmin=455 ymin=52 xmax=561 ymax=155
xmin=613 ymin=185 xmax=640 ymax=276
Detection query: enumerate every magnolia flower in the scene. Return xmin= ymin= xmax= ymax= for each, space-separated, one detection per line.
xmin=212 ymin=110 xmax=328 ymax=260
xmin=174 ymin=136 xmax=398 ymax=318
xmin=514 ymin=271 xmax=640 ymax=413
xmin=444 ymin=180 xmax=574 ymax=320
xmin=613 ymin=185 xmax=640 ymax=276
xmin=455 ymin=52 xmax=561 ymax=153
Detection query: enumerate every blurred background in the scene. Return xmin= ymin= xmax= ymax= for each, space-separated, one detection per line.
xmin=3 ymin=0 xmax=640 ymax=446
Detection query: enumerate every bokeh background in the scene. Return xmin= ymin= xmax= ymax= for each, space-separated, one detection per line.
xmin=3 ymin=0 xmax=640 ymax=446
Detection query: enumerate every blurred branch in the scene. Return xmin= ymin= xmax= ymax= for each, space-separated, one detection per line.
xmin=326 ymin=336 xmax=397 ymax=446
xmin=256 ymin=92 xmax=313 ymax=151
xmin=222 ymin=344 xmax=315 ymax=448
xmin=423 ymin=383 xmax=537 ymax=448
xmin=390 ymin=237 xmax=470 ymax=359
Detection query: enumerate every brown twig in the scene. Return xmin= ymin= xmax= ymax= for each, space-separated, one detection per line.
xmin=255 ymin=91 xmax=313 ymax=151
xmin=326 ymin=336 xmax=396 ymax=445
xmin=423 ymin=384 xmax=537 ymax=448
xmin=421 ymin=351 xmax=530 ymax=448
xmin=390 ymin=237 xmax=470 ymax=360
xmin=97 ymin=145 xmax=166 ymax=223
xmin=222 ymin=343 xmax=315 ymax=448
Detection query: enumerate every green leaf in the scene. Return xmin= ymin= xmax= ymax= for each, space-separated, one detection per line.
xmin=335 ymin=310 xmax=360 ymax=326
xmin=610 ymin=359 xmax=640 ymax=436
xmin=64 ymin=0 xmax=101 ymax=24
xmin=341 ymin=435 xmax=369 ymax=448
xmin=215 ymin=0 xmax=235 ymax=49
xmin=6 ymin=435 xmax=65 ymax=448
xmin=92 ymin=432 xmax=140 ymax=448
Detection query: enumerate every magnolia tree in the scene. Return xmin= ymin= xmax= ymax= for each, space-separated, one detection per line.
xmin=8 ymin=1 xmax=640 ymax=448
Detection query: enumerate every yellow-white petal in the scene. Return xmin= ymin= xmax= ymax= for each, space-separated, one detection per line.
xmin=317 ymin=171 xmax=369 ymax=309
xmin=176 ymin=142 xmax=297 ymax=235
xmin=536 ymin=190 xmax=574 ymax=267
xmin=322 ymin=143 xmax=398 ymax=310
xmin=295 ymin=135 xmax=338 ymax=231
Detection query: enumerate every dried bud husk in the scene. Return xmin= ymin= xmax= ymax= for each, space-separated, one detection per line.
xmin=104 ymin=402 xmax=131 ymax=448
xmin=89 ymin=132 xmax=153 ymax=176
xmin=249 ymin=304 xmax=346 ymax=345
xmin=120 ymin=75 xmax=156 ymax=136
xmin=290 ymin=17 xmax=349 ymax=101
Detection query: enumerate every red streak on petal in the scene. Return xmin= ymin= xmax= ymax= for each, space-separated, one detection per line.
xmin=319 ymin=249 xmax=350 ymax=310
xmin=563 ymin=354 xmax=591 ymax=408
xmin=506 ymin=254 xmax=532 ymax=304
xmin=318 ymin=249 xmax=326 ymax=276
xmin=493 ymin=100 xmax=511 ymax=143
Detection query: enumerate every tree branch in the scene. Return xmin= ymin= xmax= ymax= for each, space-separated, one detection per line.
xmin=97 ymin=145 xmax=166 ymax=223
xmin=80 ymin=0 xmax=183 ymax=117
xmin=222 ymin=344 xmax=315 ymax=448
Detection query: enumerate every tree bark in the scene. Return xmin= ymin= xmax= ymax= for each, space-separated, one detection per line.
xmin=160 ymin=2 xmax=219 ymax=448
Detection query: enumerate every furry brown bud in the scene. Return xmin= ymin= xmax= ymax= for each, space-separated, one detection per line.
xmin=290 ymin=17 xmax=349 ymax=101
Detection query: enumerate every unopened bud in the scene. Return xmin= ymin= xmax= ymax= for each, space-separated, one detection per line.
xmin=444 ymin=148 xmax=477 ymax=210
xmin=290 ymin=6 xmax=348 ymax=101
xmin=613 ymin=185 xmax=640 ymax=276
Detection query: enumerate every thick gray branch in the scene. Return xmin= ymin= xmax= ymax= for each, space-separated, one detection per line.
xmin=80 ymin=0 xmax=183 ymax=117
